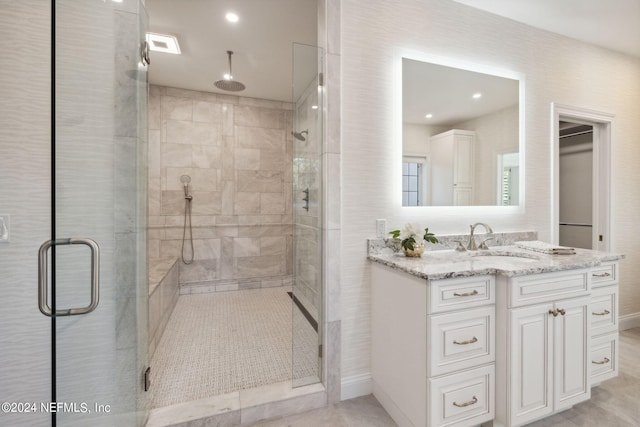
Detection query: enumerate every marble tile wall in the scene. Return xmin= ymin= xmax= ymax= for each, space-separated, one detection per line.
xmin=148 ymin=85 xmax=294 ymax=291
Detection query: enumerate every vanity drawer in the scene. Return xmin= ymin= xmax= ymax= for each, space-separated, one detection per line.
xmin=428 ymin=306 xmax=495 ymax=377
xmin=428 ymin=364 xmax=495 ymax=427
xmin=428 ymin=275 xmax=495 ymax=314
xmin=591 ymin=332 xmax=618 ymax=384
xmin=591 ymin=262 xmax=618 ymax=288
xmin=508 ymin=269 xmax=589 ymax=308
xmin=590 ymin=285 xmax=618 ymax=336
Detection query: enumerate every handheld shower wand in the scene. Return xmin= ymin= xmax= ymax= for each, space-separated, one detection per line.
xmin=180 ymin=174 xmax=192 ymax=199
xmin=180 ymin=175 xmax=194 ymax=264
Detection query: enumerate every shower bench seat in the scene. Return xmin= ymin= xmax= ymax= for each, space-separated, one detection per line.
xmin=148 ymin=257 xmax=180 ymax=359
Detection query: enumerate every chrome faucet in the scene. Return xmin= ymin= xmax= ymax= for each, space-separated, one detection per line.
xmin=468 ymin=223 xmax=493 ymax=250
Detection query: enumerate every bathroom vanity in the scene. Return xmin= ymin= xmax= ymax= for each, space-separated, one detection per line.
xmin=369 ymin=243 xmax=623 ymax=427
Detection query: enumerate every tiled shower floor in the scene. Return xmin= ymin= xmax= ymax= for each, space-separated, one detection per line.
xmin=148 ymin=287 xmax=318 ymax=409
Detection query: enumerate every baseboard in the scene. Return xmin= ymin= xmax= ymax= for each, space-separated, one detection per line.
xmin=619 ymin=312 xmax=640 ymax=330
xmin=372 ymin=379 xmax=414 ymax=427
xmin=340 ymin=373 xmax=372 ymax=401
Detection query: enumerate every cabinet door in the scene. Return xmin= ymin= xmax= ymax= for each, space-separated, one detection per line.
xmin=453 ymin=134 xmax=474 ymax=187
xmin=453 ymin=187 xmax=473 ymax=206
xmin=510 ymin=303 xmax=554 ymax=426
xmin=554 ymin=296 xmax=590 ymax=410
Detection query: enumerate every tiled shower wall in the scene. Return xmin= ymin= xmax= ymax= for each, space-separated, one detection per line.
xmin=148 ymin=85 xmax=293 ymax=292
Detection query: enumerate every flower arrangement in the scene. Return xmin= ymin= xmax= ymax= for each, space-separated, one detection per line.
xmin=389 ymin=223 xmax=439 ymax=257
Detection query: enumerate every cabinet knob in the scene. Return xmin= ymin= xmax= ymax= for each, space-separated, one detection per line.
xmin=558 ymin=308 xmax=566 ymax=316
xmin=548 ymin=309 xmax=558 ymax=317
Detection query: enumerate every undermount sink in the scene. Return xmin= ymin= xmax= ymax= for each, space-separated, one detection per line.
xmin=469 ymin=255 xmax=538 ymax=264
xmin=468 ymin=251 xmax=540 ymax=263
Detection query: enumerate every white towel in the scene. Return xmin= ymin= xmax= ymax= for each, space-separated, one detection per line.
xmin=515 ymin=240 xmax=576 ymax=255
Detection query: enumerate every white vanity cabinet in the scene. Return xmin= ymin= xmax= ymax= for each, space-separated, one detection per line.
xmin=371 ymin=263 xmax=495 ymax=427
xmin=589 ymin=262 xmax=619 ymax=384
xmin=494 ymin=263 xmax=620 ymax=427
xmin=430 ymin=129 xmax=475 ymax=206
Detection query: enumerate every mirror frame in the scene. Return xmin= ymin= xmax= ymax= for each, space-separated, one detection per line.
xmin=394 ymin=50 xmax=526 ymax=214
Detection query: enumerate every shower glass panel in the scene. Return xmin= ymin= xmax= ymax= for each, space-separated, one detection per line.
xmin=292 ymin=43 xmax=323 ymax=388
xmin=54 ymin=1 xmax=148 ymax=426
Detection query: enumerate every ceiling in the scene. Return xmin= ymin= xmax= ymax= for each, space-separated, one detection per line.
xmin=146 ymin=0 xmax=638 ymax=107
xmin=403 ymin=59 xmax=519 ymax=125
xmin=146 ymin=0 xmax=318 ymax=102
xmin=452 ymin=0 xmax=640 ymax=58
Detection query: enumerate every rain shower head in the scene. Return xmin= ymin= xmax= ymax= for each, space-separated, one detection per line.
xmin=214 ymin=51 xmax=246 ymax=92
xmin=292 ymin=130 xmax=308 ymax=141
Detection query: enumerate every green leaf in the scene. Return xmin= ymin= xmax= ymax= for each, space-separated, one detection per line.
xmin=402 ymin=237 xmax=416 ymax=251
xmin=389 ymin=230 xmax=401 ymax=239
xmin=423 ymin=227 xmax=439 ymax=244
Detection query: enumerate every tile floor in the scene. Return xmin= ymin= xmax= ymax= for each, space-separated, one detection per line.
xmin=149 ymin=287 xmax=318 ymax=409
xmin=244 ymin=327 xmax=640 ymax=427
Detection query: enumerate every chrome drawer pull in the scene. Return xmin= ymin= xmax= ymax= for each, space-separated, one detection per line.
xmin=453 ymin=337 xmax=478 ymax=345
xmin=592 ymin=357 xmax=610 ymax=365
xmin=453 ymin=396 xmax=478 ymax=408
xmin=592 ymin=272 xmax=611 ymax=278
xmin=453 ymin=290 xmax=478 ymax=297
xmin=592 ymin=309 xmax=611 ymax=316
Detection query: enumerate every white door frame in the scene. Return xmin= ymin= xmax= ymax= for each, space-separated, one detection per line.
xmin=551 ymin=103 xmax=615 ymax=251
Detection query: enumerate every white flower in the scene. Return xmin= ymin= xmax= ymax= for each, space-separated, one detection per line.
xmin=401 ymin=223 xmax=424 ymax=243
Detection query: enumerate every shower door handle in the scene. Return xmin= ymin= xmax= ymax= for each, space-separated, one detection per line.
xmin=38 ymin=238 xmax=100 ymax=317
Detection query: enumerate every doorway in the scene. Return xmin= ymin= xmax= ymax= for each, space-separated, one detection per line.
xmin=551 ymin=103 xmax=614 ymax=251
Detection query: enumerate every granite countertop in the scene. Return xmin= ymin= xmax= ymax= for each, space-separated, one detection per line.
xmin=368 ymin=245 xmax=625 ymax=280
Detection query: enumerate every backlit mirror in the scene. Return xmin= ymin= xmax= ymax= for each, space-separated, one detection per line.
xmin=402 ymin=57 xmax=522 ymax=206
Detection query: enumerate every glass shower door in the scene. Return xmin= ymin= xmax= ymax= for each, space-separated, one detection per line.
xmin=51 ymin=1 xmax=148 ymax=425
xmin=292 ymin=43 xmax=323 ymax=388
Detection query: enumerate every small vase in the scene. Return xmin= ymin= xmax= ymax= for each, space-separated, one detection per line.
xmin=403 ymin=243 xmax=425 ymax=257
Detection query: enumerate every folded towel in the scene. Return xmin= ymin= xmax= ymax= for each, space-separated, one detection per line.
xmin=515 ymin=240 xmax=576 ymax=255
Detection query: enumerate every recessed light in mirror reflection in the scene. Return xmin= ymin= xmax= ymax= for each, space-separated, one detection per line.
xmin=225 ymin=12 xmax=239 ymax=23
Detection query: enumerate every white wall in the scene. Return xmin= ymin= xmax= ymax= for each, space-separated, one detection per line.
xmin=402 ymin=123 xmax=446 ymax=155
xmin=340 ymin=0 xmax=640 ymax=387
xmin=453 ymin=105 xmax=519 ymax=205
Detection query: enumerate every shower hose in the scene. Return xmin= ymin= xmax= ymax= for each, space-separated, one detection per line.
xmin=181 ymin=195 xmax=194 ymax=264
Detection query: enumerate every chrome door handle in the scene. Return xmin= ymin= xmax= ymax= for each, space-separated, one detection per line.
xmin=38 ymin=238 xmax=100 ymax=317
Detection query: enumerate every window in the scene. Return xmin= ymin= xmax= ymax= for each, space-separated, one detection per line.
xmin=402 ymin=156 xmax=427 ymax=206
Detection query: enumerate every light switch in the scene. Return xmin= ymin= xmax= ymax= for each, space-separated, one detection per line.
xmin=376 ymin=219 xmax=386 ymax=238
xmin=0 ymin=214 xmax=9 ymax=243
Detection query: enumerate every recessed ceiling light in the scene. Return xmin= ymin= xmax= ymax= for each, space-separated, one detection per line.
xmin=225 ymin=12 xmax=239 ymax=23
xmin=472 ymin=93 xmax=482 ymax=99
xmin=146 ymin=33 xmax=181 ymax=54
xmin=425 ymin=113 xmax=433 ymax=119
xmin=311 ymin=105 xmax=319 ymax=110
